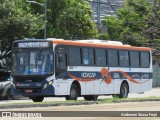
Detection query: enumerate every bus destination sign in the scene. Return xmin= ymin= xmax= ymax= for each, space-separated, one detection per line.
xmin=18 ymin=42 xmax=49 ymax=48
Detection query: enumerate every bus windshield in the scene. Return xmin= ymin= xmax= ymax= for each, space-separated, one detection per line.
xmin=12 ymin=49 xmax=54 ymax=75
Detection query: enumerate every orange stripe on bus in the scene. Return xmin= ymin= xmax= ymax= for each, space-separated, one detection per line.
xmin=52 ymin=40 xmax=151 ymax=51
xmin=112 ymin=70 xmax=149 ymax=84
xmin=67 ymin=68 xmax=149 ymax=85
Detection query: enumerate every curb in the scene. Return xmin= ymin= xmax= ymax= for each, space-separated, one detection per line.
xmin=0 ymin=101 xmax=99 ymax=109
xmin=113 ymin=99 xmax=160 ymax=103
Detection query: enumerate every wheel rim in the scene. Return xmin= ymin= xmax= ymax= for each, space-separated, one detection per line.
xmin=71 ymin=88 xmax=77 ymax=98
xmin=122 ymin=85 xmax=128 ymax=97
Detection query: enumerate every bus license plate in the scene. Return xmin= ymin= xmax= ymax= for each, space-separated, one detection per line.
xmin=25 ymin=89 xmax=33 ymax=93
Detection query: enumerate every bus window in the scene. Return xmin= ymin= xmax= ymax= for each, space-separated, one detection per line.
xmin=95 ymin=49 xmax=106 ymax=66
xmin=130 ymin=51 xmax=140 ymax=68
xmin=140 ymin=52 xmax=150 ymax=68
xmin=69 ymin=47 xmax=81 ymax=65
xmin=119 ymin=50 xmax=129 ymax=67
xmin=108 ymin=49 xmax=118 ymax=67
xmin=81 ymin=48 xmax=94 ymax=65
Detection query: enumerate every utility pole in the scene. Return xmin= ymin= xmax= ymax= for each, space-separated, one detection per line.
xmin=26 ymin=0 xmax=47 ymax=39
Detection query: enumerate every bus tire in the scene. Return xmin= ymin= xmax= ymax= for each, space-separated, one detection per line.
xmin=83 ymin=95 xmax=98 ymax=101
xmin=5 ymin=89 xmax=13 ymax=100
xmin=119 ymin=82 xmax=129 ymax=98
xmin=112 ymin=82 xmax=129 ymax=98
xmin=32 ymin=96 xmax=44 ymax=102
xmin=65 ymin=84 xmax=78 ymax=100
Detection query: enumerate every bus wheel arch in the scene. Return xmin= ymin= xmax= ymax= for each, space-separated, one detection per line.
xmin=65 ymin=81 xmax=81 ymax=100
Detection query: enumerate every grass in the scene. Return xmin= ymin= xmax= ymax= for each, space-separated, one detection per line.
xmin=0 ymin=99 xmax=88 ymax=106
xmin=99 ymin=96 xmax=160 ymax=104
xmin=0 ymin=96 xmax=160 ymax=106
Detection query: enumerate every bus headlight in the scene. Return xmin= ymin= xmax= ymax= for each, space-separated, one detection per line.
xmin=48 ymin=80 xmax=53 ymax=85
xmin=43 ymin=80 xmax=53 ymax=89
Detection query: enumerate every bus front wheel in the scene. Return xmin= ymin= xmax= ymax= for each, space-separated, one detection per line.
xmin=32 ymin=96 xmax=44 ymax=102
xmin=5 ymin=89 xmax=13 ymax=100
xmin=65 ymin=84 xmax=78 ymax=100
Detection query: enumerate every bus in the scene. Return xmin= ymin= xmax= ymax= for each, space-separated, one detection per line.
xmin=11 ymin=39 xmax=152 ymax=102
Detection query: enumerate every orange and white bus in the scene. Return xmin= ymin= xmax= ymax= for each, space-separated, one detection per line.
xmin=11 ymin=39 xmax=152 ymax=102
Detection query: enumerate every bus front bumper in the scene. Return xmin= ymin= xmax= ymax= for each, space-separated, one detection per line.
xmin=11 ymin=85 xmax=55 ymax=97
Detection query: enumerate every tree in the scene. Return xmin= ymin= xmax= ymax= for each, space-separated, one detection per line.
xmin=143 ymin=0 xmax=160 ymax=50
xmin=100 ymin=0 xmax=153 ymax=46
xmin=101 ymin=16 xmax=123 ymax=40
xmin=0 ymin=0 xmax=43 ymax=52
xmin=28 ymin=0 xmax=98 ymax=39
xmin=0 ymin=0 xmax=43 ymax=69
xmin=47 ymin=0 xmax=98 ymax=39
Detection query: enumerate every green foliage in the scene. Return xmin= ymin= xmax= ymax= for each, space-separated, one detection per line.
xmin=0 ymin=0 xmax=98 ymax=69
xmin=47 ymin=0 xmax=97 ymax=39
xmin=102 ymin=16 xmax=123 ymax=40
xmin=97 ymin=33 xmax=109 ymax=40
xmin=100 ymin=0 xmax=160 ymax=48
xmin=144 ymin=1 xmax=160 ymax=50
xmin=0 ymin=0 xmax=97 ymax=53
xmin=0 ymin=0 xmax=43 ymax=51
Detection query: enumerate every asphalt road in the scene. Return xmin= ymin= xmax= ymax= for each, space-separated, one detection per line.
xmin=1 ymin=101 xmax=160 ymax=111
xmin=0 ymin=88 xmax=160 ymax=120
xmin=0 ymin=101 xmax=160 ymax=120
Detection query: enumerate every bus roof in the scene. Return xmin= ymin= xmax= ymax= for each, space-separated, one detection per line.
xmin=52 ymin=39 xmax=151 ymax=51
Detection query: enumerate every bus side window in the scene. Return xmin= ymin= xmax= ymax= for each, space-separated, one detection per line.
xmin=108 ymin=49 xmax=118 ymax=67
xmin=81 ymin=48 xmax=94 ymax=65
xmin=130 ymin=51 xmax=140 ymax=68
xmin=140 ymin=52 xmax=150 ymax=68
xmin=95 ymin=49 xmax=106 ymax=66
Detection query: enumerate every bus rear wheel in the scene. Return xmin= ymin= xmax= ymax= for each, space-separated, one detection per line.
xmin=65 ymin=84 xmax=78 ymax=100
xmin=120 ymin=82 xmax=129 ymax=98
xmin=113 ymin=82 xmax=129 ymax=98
xmin=32 ymin=96 xmax=44 ymax=102
xmin=83 ymin=95 xmax=98 ymax=101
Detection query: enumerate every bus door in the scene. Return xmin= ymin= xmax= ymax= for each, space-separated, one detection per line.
xmin=55 ymin=50 xmax=68 ymax=95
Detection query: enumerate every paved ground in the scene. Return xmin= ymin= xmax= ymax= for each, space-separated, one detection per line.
xmin=128 ymin=87 xmax=160 ymax=98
